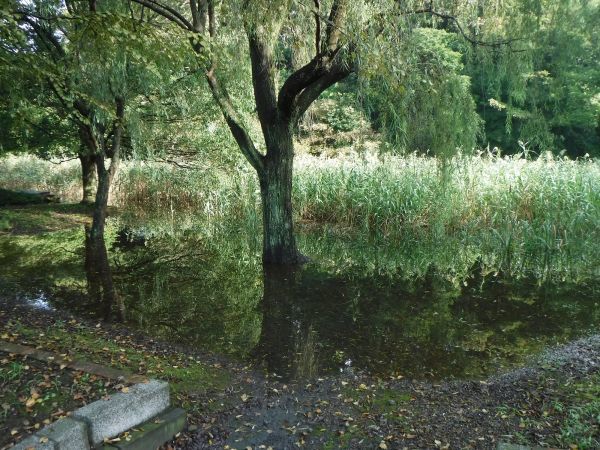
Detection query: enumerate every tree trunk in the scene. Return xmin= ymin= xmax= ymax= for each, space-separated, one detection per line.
xmin=90 ymin=156 xmax=110 ymax=239
xmin=78 ymin=149 xmax=96 ymax=204
xmin=89 ymin=96 xmax=124 ymax=241
xmin=260 ymin=124 xmax=304 ymax=265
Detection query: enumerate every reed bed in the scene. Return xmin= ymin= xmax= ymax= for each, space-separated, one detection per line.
xmin=1 ymin=152 xmax=598 ymax=276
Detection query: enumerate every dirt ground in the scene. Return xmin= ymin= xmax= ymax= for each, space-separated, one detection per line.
xmin=1 ymin=296 xmax=598 ymax=450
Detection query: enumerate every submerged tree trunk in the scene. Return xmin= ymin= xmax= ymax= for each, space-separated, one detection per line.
xmin=78 ymin=148 xmax=96 ymax=204
xmin=81 ymin=97 xmax=125 ymax=321
xmin=256 ymin=265 xmax=318 ymax=379
xmin=260 ymin=122 xmax=303 ymax=265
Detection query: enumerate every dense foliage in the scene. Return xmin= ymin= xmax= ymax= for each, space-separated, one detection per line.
xmin=1 ymin=0 xmax=598 ymax=161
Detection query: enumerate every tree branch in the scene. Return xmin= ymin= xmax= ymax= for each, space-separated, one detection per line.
xmin=15 ymin=13 xmax=65 ymax=59
xmin=277 ymin=0 xmax=350 ymax=118
xmin=129 ymin=0 xmax=193 ymax=31
xmin=325 ymin=0 xmax=347 ymax=52
xmin=313 ymin=0 xmax=321 ymax=57
xmin=205 ymin=67 xmax=264 ymax=175
xmin=406 ymin=6 xmax=525 ymax=49
xmin=248 ymin=34 xmax=278 ymax=132
xmin=277 ymin=44 xmax=344 ymax=118
xmin=107 ymin=97 xmax=125 ymax=183
xmin=293 ymin=60 xmax=351 ymax=124
xmin=207 ymin=0 xmax=215 ymax=37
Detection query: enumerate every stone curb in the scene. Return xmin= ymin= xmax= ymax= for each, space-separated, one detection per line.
xmin=37 ymin=418 xmax=89 ymax=450
xmin=10 ymin=380 xmax=174 ymax=450
xmin=10 ymin=436 xmax=55 ymax=450
xmin=101 ymin=407 xmax=186 ymax=450
xmin=73 ymin=380 xmax=170 ymax=446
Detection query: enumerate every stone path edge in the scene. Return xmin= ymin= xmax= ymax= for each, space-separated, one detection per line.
xmin=2 ymin=341 xmax=184 ymax=450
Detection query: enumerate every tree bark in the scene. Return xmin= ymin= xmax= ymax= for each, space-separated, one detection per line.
xmin=78 ymin=148 xmax=96 ymax=204
xmin=89 ymin=97 xmax=125 ymax=241
xmin=260 ymin=121 xmax=303 ymax=265
xmin=90 ymin=157 xmax=110 ymax=238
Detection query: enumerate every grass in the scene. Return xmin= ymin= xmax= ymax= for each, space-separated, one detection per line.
xmin=559 ymin=400 xmax=600 ymax=449
xmin=0 ymin=203 xmax=92 ymax=234
xmin=557 ymin=372 xmax=600 ymax=449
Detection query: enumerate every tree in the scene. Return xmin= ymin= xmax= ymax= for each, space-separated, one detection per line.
xmin=124 ymin=0 xmax=355 ymax=264
xmin=2 ymin=0 xmax=180 ymax=232
xmin=359 ymin=27 xmax=481 ymax=156
xmin=0 ymin=4 xmax=96 ymax=203
xmin=465 ymin=0 xmax=600 ymax=156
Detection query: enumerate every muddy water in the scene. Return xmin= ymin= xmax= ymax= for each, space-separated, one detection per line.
xmin=1 ymin=221 xmax=598 ymax=381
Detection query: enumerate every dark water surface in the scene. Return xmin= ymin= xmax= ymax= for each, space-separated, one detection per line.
xmin=1 ymin=220 xmax=598 ymax=381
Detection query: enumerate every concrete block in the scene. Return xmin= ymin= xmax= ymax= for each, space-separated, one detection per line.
xmin=101 ymin=407 xmax=186 ymax=450
xmin=10 ymin=435 xmax=56 ymax=450
xmin=37 ymin=418 xmax=90 ymax=450
xmin=73 ymin=380 xmax=170 ymax=446
xmin=497 ymin=445 xmax=564 ymax=450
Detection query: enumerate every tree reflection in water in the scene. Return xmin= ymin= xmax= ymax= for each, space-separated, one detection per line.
xmin=83 ymin=225 xmax=124 ymax=322
xmin=257 ymin=265 xmax=319 ymax=380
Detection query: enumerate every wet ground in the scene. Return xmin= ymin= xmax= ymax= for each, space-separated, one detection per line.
xmin=1 ymin=218 xmax=598 ymax=383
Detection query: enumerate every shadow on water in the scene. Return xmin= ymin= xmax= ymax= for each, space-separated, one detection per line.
xmin=1 ymin=219 xmax=598 ymax=381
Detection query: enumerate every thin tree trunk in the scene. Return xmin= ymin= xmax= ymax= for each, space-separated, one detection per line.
xmin=78 ymin=148 xmax=96 ymax=204
xmin=83 ymin=96 xmax=125 ymax=321
xmin=89 ymin=97 xmax=124 ymax=241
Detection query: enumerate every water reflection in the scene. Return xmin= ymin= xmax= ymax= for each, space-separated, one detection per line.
xmin=255 ymin=266 xmax=319 ymax=379
xmin=1 ymin=221 xmax=598 ymax=381
xmin=244 ymin=259 xmax=599 ymax=380
xmin=83 ymin=225 xmax=124 ymax=322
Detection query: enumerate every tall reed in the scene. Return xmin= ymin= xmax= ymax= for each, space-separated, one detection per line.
xmin=1 ymin=152 xmax=598 ymax=279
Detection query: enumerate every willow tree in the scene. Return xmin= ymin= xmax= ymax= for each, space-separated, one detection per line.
xmin=121 ymin=0 xmax=352 ymax=264
xmin=0 ymin=2 xmax=97 ymax=203
xmin=2 ymin=1 xmax=179 ymax=231
xmin=464 ymin=0 xmax=600 ymax=156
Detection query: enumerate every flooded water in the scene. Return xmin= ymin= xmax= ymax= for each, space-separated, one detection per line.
xmin=1 ymin=217 xmax=598 ymax=381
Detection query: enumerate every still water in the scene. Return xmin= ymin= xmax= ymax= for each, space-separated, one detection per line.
xmin=1 ymin=217 xmax=598 ymax=381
